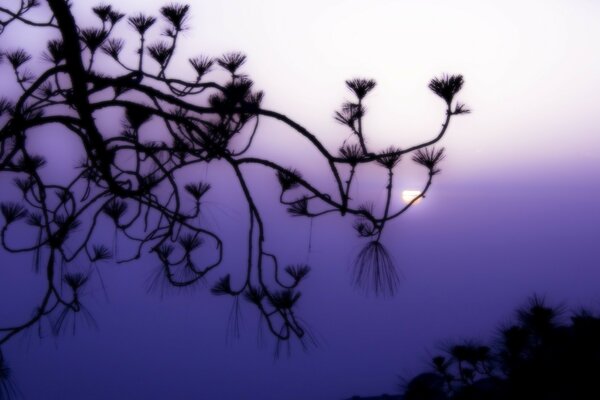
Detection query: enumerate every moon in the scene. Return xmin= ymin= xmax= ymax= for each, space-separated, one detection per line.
xmin=402 ymin=190 xmax=422 ymax=204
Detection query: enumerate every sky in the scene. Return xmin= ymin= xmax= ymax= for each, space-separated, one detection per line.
xmin=1 ymin=0 xmax=600 ymax=399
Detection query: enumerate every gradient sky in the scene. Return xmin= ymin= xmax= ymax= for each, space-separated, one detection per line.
xmin=1 ymin=0 xmax=600 ymax=399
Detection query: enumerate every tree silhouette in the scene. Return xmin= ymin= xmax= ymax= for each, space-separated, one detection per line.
xmin=0 ymin=0 xmax=468 ymax=393
xmin=400 ymin=296 xmax=600 ymax=400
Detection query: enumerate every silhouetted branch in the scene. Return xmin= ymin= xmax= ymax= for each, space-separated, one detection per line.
xmin=0 ymin=0 xmax=469 ymax=388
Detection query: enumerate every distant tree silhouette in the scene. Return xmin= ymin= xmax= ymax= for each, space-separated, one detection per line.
xmin=0 ymin=0 xmax=468 ymax=393
xmin=400 ymin=296 xmax=600 ymax=400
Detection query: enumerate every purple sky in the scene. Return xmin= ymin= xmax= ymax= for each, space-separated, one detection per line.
xmin=1 ymin=0 xmax=600 ymax=399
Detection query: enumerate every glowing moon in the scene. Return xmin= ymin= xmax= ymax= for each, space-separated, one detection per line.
xmin=402 ymin=190 xmax=422 ymax=204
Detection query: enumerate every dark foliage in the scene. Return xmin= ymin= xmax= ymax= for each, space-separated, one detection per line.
xmin=0 ymin=352 xmax=18 ymax=400
xmin=128 ymin=13 xmax=156 ymax=35
xmin=277 ymin=168 xmax=302 ymax=191
xmin=189 ymin=55 xmax=213 ymax=78
xmin=428 ymin=74 xmax=464 ymax=105
xmin=285 ymin=264 xmax=311 ymax=283
xmin=352 ymin=241 xmax=400 ymax=297
xmin=5 ymin=48 xmax=31 ymax=68
xmin=376 ymin=146 xmax=403 ymax=169
xmin=160 ymin=3 xmax=190 ymax=32
xmin=345 ymin=78 xmax=377 ymax=100
xmin=184 ymin=182 xmax=211 ymax=201
xmin=401 ymin=296 xmax=600 ymax=400
xmin=101 ymin=38 xmax=124 ymax=59
xmin=42 ymin=39 xmax=64 ymax=64
xmin=339 ymin=143 xmax=364 ymax=166
xmin=147 ymin=41 xmax=171 ymax=66
xmin=64 ymin=272 xmax=89 ymax=291
xmin=412 ymin=147 xmax=445 ymax=175
xmin=0 ymin=0 xmax=468 ymax=392
xmin=80 ymin=28 xmax=108 ymax=52
xmin=0 ymin=203 xmax=27 ymax=224
xmin=217 ymin=52 xmax=247 ymax=74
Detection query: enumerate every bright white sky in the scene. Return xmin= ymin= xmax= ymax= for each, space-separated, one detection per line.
xmin=85 ymin=0 xmax=600 ymax=181
xmin=5 ymin=0 xmax=600 ymax=182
